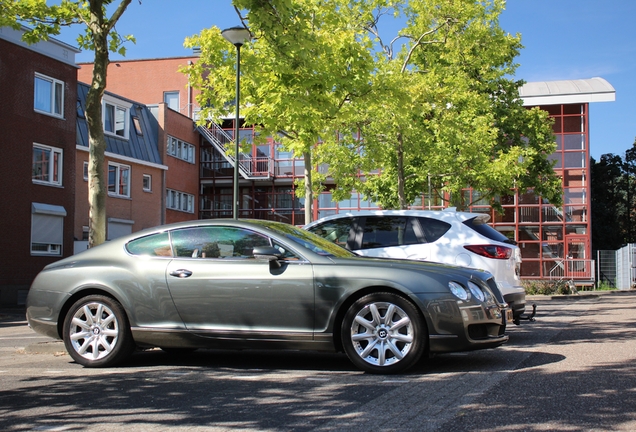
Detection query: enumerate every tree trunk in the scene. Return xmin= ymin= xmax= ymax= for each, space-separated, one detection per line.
xmin=397 ymin=133 xmax=407 ymax=209
xmin=304 ymin=150 xmax=313 ymax=224
xmin=85 ymin=6 xmax=110 ymax=248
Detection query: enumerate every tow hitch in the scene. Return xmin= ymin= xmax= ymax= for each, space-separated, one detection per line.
xmin=513 ymin=303 xmax=536 ymax=325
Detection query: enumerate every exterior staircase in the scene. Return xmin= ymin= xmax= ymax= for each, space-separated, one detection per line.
xmin=198 ymin=123 xmax=272 ymax=179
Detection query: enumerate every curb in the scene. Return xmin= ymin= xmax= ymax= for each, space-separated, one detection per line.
xmin=526 ymin=290 xmax=636 ymax=301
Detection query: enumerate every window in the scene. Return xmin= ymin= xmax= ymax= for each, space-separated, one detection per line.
xmin=307 ymin=218 xmax=353 ymax=247
xmin=31 ymin=203 xmax=66 ymax=256
xmin=32 ymin=144 xmax=62 ymax=186
xmin=108 ymin=163 xmax=130 ymax=197
xmin=167 ymin=136 xmax=195 ymax=164
xmin=126 ymin=232 xmax=172 ymax=257
xmin=171 ymin=226 xmax=270 ymax=258
xmin=142 ymin=174 xmax=152 ymax=192
xmin=34 ymin=73 xmax=64 ymax=118
xmin=102 ymin=96 xmax=131 ymax=138
xmin=166 ymin=189 xmax=195 ymax=213
xmin=360 ymin=216 xmax=419 ymax=249
xmin=83 ymin=162 xmax=88 ymax=181
xmin=132 ymin=117 xmax=143 ymax=135
xmin=164 ymin=91 xmax=180 ymax=111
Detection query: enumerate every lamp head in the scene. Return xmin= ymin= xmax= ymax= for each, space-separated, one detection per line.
xmin=221 ymin=26 xmax=252 ymax=47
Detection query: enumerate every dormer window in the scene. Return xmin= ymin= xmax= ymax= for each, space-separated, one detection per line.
xmin=102 ymin=95 xmax=131 ymax=139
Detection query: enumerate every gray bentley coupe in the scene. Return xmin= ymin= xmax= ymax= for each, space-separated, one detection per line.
xmin=26 ymin=219 xmax=510 ymax=374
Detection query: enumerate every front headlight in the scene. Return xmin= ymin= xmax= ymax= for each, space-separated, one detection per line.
xmin=449 ymin=281 xmax=470 ymax=301
xmin=467 ymin=281 xmax=485 ymax=302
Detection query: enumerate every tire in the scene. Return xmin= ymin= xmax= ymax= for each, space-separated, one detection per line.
xmin=63 ymin=295 xmax=135 ymax=367
xmin=341 ymin=292 xmax=426 ymax=374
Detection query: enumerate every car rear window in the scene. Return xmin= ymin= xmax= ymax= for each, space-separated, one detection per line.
xmin=463 ymin=217 xmax=514 ymax=244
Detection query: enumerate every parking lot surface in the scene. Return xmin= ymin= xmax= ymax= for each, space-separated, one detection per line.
xmin=1 ymin=292 xmax=635 ymax=431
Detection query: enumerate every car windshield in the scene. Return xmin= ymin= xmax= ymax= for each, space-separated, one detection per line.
xmin=250 ymin=220 xmax=355 ymax=258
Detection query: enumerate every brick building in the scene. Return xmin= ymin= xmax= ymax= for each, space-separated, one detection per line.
xmin=0 ymin=26 xmax=80 ymax=305
xmin=77 ymin=57 xmax=200 ymax=119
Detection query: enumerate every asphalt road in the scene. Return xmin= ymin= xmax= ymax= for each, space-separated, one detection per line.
xmin=1 ymin=292 xmax=635 ymax=431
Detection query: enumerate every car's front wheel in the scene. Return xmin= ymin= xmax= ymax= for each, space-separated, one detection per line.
xmin=63 ymin=295 xmax=135 ymax=367
xmin=341 ymin=292 xmax=426 ymax=374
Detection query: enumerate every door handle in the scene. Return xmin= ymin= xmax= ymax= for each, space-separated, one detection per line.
xmin=170 ymin=269 xmax=193 ymax=278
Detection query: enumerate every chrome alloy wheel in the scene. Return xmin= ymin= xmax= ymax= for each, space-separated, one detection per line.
xmin=68 ymin=302 xmax=120 ymax=361
xmin=349 ymin=301 xmax=414 ymax=367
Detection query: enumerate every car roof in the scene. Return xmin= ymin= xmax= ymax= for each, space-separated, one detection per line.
xmin=304 ymin=209 xmax=490 ymax=228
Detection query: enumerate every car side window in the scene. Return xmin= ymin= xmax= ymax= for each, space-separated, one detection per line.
xmin=307 ymin=218 xmax=353 ymax=248
xmin=126 ymin=232 xmax=172 ymax=257
xmin=416 ymin=217 xmax=451 ymax=243
xmin=360 ymin=216 xmax=419 ymax=249
xmin=170 ymin=226 xmax=271 ymax=259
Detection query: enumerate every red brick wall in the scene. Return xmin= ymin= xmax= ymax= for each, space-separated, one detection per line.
xmin=154 ymin=104 xmax=200 ymax=224
xmin=74 ymin=152 xmax=165 ymax=239
xmin=0 ymin=38 xmax=77 ymax=293
xmin=77 ymin=57 xmax=199 ymax=117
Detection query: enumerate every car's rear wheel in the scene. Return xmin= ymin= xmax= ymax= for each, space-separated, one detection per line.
xmin=341 ymin=292 xmax=426 ymax=374
xmin=63 ymin=295 xmax=135 ymax=367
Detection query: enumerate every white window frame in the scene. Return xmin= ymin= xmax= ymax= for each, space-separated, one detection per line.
xmin=32 ymin=143 xmax=63 ymax=186
xmin=167 ymin=136 xmax=195 ymax=164
xmin=102 ymin=95 xmax=131 ymax=139
xmin=34 ymin=73 xmax=64 ymax=118
xmin=83 ymin=161 xmax=88 ymax=181
xmin=31 ymin=203 xmax=66 ymax=256
xmin=108 ymin=162 xmax=131 ymax=198
xmin=166 ymin=189 xmax=195 ymax=213
xmin=142 ymin=174 xmax=152 ymax=192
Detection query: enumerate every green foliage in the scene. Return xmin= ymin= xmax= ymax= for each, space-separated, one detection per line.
xmin=522 ymin=280 xmax=577 ymax=296
xmin=591 ymin=139 xmax=636 ymax=251
xmin=186 ymin=0 xmax=561 ymax=215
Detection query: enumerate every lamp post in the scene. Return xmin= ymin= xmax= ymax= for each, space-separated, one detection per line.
xmin=222 ymin=26 xmax=251 ymax=219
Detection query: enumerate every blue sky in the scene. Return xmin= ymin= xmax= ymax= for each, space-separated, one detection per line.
xmin=57 ymin=0 xmax=636 ymax=160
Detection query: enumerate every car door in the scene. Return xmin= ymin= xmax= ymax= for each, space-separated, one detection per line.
xmin=353 ymin=216 xmax=429 ymax=260
xmin=165 ymin=225 xmax=315 ymax=339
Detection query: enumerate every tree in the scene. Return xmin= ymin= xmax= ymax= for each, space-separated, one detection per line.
xmin=188 ymin=0 xmax=561 ymax=220
xmin=185 ymin=0 xmax=375 ymax=224
xmin=591 ymin=140 xmax=636 ymax=251
xmin=9 ymin=0 xmax=134 ymax=247
xmin=322 ymin=0 xmax=562 ymax=210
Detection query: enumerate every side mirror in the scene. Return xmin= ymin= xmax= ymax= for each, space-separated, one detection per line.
xmin=252 ymin=246 xmax=283 ymax=269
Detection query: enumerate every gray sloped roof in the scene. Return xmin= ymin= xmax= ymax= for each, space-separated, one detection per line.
xmin=76 ymin=82 xmax=164 ymax=167
xmin=520 ymin=77 xmax=615 ymax=106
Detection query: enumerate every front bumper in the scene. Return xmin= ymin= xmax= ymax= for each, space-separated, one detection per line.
xmin=423 ymin=296 xmax=509 ymax=354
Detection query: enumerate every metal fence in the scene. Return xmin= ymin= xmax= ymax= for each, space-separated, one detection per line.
xmin=597 ymin=244 xmax=636 ymax=290
xmin=548 ymin=259 xmax=595 ymax=283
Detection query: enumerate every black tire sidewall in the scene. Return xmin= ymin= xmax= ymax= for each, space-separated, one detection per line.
xmin=341 ymin=292 xmax=426 ymax=374
xmin=63 ymin=295 xmax=134 ymax=367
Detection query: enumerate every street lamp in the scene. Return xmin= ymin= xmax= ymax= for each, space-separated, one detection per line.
xmin=222 ymin=26 xmax=251 ymax=219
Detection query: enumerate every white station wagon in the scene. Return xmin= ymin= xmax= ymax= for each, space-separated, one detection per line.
xmin=304 ymin=209 xmax=528 ymax=323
